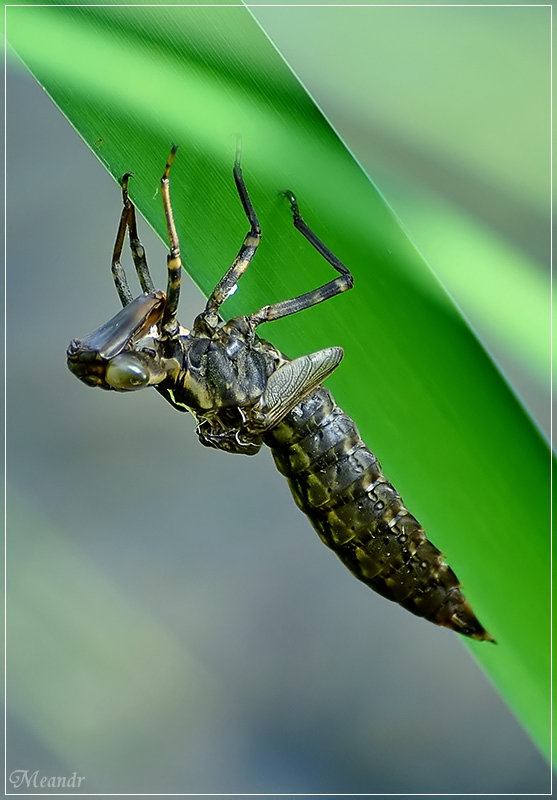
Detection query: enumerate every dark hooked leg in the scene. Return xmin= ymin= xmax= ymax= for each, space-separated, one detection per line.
xmin=248 ymin=190 xmax=353 ymax=328
xmin=203 ymin=140 xmax=261 ymax=320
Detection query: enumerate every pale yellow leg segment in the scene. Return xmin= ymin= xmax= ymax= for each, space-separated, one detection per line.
xmin=160 ymin=145 xmax=182 ymax=327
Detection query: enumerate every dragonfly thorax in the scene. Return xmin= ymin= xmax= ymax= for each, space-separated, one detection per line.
xmin=168 ymin=319 xmax=286 ymax=455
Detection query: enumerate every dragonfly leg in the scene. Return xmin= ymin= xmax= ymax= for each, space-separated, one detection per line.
xmin=160 ymin=146 xmax=183 ymax=328
xmin=126 ymin=196 xmax=156 ymax=295
xmin=112 ymin=173 xmax=156 ymax=304
xmin=203 ymin=140 xmax=261 ymax=319
xmin=111 ymin=174 xmax=134 ymax=307
xmin=247 ymin=190 xmax=353 ymax=328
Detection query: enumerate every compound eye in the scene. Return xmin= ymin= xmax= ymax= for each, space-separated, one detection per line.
xmin=105 ymin=353 xmax=150 ymax=390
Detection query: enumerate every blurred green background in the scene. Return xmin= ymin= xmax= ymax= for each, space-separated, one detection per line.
xmin=5 ymin=3 xmax=550 ymax=794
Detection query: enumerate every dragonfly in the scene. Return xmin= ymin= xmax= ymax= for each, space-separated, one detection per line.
xmin=67 ymin=146 xmax=494 ymax=642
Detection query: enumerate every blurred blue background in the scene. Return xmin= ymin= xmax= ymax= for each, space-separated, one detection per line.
xmin=6 ymin=4 xmax=550 ymax=794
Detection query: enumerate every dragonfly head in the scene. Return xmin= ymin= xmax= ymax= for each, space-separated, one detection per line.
xmin=67 ymin=292 xmax=169 ymax=391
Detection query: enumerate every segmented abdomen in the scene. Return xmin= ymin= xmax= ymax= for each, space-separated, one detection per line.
xmin=264 ymin=386 xmax=492 ymax=641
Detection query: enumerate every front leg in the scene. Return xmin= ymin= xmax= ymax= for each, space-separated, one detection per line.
xmin=126 ymin=192 xmax=155 ymax=294
xmin=110 ymin=172 xmax=157 ymax=304
xmin=111 ymin=173 xmax=134 ymax=307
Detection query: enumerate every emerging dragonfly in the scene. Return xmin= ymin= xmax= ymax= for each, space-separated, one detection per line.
xmin=67 ymin=147 xmax=493 ymax=642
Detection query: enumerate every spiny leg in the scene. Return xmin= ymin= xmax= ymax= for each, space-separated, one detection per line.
xmin=160 ymin=145 xmax=182 ymax=329
xmin=203 ymin=141 xmax=261 ymax=320
xmin=247 ymin=190 xmax=353 ymax=328
xmin=111 ymin=173 xmax=134 ymax=307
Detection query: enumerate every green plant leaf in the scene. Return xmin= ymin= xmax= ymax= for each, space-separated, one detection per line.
xmin=7 ymin=3 xmax=550 ymax=761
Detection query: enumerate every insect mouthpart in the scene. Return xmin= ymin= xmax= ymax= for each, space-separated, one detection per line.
xmin=67 ymin=292 xmax=167 ymax=390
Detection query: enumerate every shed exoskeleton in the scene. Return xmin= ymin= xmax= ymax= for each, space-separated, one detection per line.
xmin=67 ymin=147 xmax=494 ymax=642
